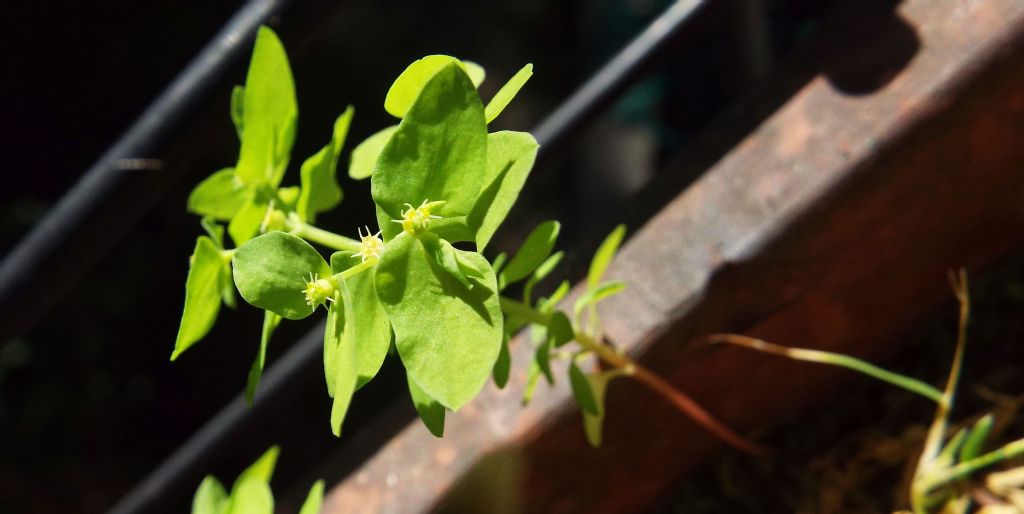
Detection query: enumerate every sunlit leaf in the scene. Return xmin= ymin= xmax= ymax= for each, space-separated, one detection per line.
xmin=373 ymin=63 xmax=487 ymax=242
xmin=574 ymin=281 xmax=626 ymax=318
xmin=348 ymin=125 xmax=398 ymax=180
xmin=588 ymin=224 xmax=626 ymax=289
xmin=469 ymin=131 xmax=539 ymax=250
xmin=192 ymin=475 xmax=228 ymax=514
xmin=235 ymin=27 xmax=297 ymax=186
xmin=230 ymin=85 xmax=245 ymax=139
xmin=484 ymin=63 xmax=533 ymax=124
xmin=172 ymin=236 xmax=226 ymax=360
xmin=535 ymin=336 xmax=554 ymax=384
xmin=408 ymin=374 xmax=445 ymax=437
xmin=325 ymin=295 xmax=356 ymax=436
xmin=375 ymin=233 xmax=502 ymax=410
xmin=492 ymin=333 xmax=511 ymax=389
xmin=384 ymin=55 xmax=483 ymax=118
xmin=232 ymin=231 xmax=331 ymax=320
xmin=959 ymin=414 xmax=993 ymax=462
xmin=227 ymin=191 xmax=267 ymax=246
xmin=298 ymin=480 xmax=324 ymax=514
xmin=298 ymin=107 xmax=353 ymax=223
xmin=189 ymin=168 xmax=248 ymax=221
xmin=330 ymin=251 xmax=391 ymax=390
xmin=549 ymin=312 xmax=574 ymax=348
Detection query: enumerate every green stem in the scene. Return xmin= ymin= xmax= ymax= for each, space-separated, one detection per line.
xmin=498 ymin=296 xmax=767 ymax=455
xmin=709 ymin=334 xmax=944 ymax=404
xmin=289 ymin=219 xmax=362 ymax=253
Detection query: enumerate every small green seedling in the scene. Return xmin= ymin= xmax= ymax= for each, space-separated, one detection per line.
xmin=190 ymin=446 xmax=323 ymax=514
xmin=712 ymin=270 xmax=1024 ymax=513
xmin=172 ymin=26 xmax=759 ymax=452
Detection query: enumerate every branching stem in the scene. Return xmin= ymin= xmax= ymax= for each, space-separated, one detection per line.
xmin=288 ymin=219 xmax=362 ymax=253
xmin=499 ymin=296 xmax=766 ymax=455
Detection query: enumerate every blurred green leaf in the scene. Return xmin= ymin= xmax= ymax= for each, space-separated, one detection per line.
xmin=500 ymin=220 xmax=559 ymax=286
xmin=298 ymin=480 xmax=324 ymax=514
xmin=348 ymin=125 xmax=398 ymax=180
xmin=232 ymin=232 xmax=331 ymax=320
xmin=298 ymin=107 xmax=353 ymax=223
xmin=375 ymin=233 xmax=502 ymax=410
xmin=569 ymin=360 xmax=599 ymax=416
xmin=574 ymin=281 xmax=626 ymax=318
xmin=493 ymin=333 xmax=511 ymax=389
xmin=227 ymin=191 xmax=267 ymax=246
xmin=549 ymin=312 xmax=574 ymax=348
xmin=535 ymin=336 xmax=554 ymax=384
xmin=588 ymin=225 xmax=626 ymax=289
xmin=959 ymin=414 xmax=993 ymax=462
xmin=230 ymin=85 xmax=245 ymax=139
xmin=484 ymin=63 xmax=533 ymax=124
xmin=522 ymin=361 xmax=541 ymax=406
xmin=583 ymin=372 xmax=614 ymax=447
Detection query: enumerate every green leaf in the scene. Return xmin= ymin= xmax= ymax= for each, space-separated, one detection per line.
xmin=574 ymin=281 xmax=626 ymax=318
xmin=535 ymin=336 xmax=554 ymax=385
xmin=192 ymin=476 xmax=229 ymax=514
xmin=537 ymin=280 xmax=571 ymax=313
xmin=569 ymin=360 xmax=599 ymax=416
xmin=588 ymin=225 xmax=626 ymax=289
xmin=227 ymin=191 xmax=267 ymax=246
xmin=235 ymin=27 xmax=297 ymax=187
xmin=420 ymin=232 xmax=473 ymax=289
xmin=375 ymin=233 xmax=502 ymax=410
xmin=200 ymin=216 xmax=225 ymax=247
xmin=330 ymin=252 xmax=391 ymax=390
xmin=373 ymin=63 xmax=488 ymax=242
xmin=469 ymin=131 xmax=539 ymax=250
xmin=298 ymin=480 xmax=324 ymax=514
xmin=500 ymin=220 xmax=560 ymax=285
xmin=384 ymin=55 xmax=483 ymax=118
xmin=491 ymin=252 xmax=508 ymax=276
xmin=226 ymin=478 xmax=273 ymax=514
xmin=484 ymin=63 xmax=533 ymax=124
xmin=172 ymin=236 xmax=226 ymax=360
xmin=522 ymin=361 xmax=541 ymax=406
xmin=245 ymin=310 xmax=281 ymax=407
xmin=188 ymin=168 xmax=248 ymax=220
xmin=959 ymin=414 xmax=993 ymax=462
xmin=298 ymin=107 xmax=353 ymax=223
xmin=326 ymin=299 xmax=357 ymax=436
xmin=462 ymin=60 xmax=486 ymax=87
xmin=348 ymin=125 xmax=398 ymax=180
xmin=523 ymin=250 xmax=563 ymax=304
xmin=583 ymin=372 xmax=614 ymax=447
xmin=492 ymin=333 xmax=511 ymax=389
xmin=549 ymin=311 xmax=574 ymax=348
xmin=230 ymin=85 xmax=245 ymax=139
xmin=408 ymin=374 xmax=445 ymax=437
xmin=232 ymin=231 xmax=331 ymax=320
xmin=235 ymin=446 xmax=279 ymax=485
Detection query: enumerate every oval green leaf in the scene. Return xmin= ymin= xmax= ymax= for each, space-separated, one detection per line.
xmin=188 ymin=168 xmax=248 ymax=220
xmin=469 ymin=131 xmax=539 ymax=250
xmin=348 ymin=125 xmax=398 ymax=180
xmin=232 ymin=232 xmax=331 ymax=320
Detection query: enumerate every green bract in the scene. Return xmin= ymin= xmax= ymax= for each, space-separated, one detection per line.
xmin=375 ymin=233 xmax=502 ymax=411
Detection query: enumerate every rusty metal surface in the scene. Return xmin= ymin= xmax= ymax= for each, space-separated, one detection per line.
xmin=322 ymin=0 xmax=1024 ymax=512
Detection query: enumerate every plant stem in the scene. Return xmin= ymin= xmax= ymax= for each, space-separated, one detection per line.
xmin=916 ymin=437 xmax=1024 ymax=493
xmin=289 ymin=220 xmax=362 ymax=253
xmin=708 ymin=334 xmax=944 ymax=404
xmin=499 ymin=296 xmax=766 ymax=455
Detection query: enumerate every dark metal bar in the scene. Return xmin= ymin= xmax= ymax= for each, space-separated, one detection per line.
xmin=0 ymin=0 xmax=290 ymax=345
xmin=107 ymin=2 xmax=718 ymax=512
xmin=532 ymin=0 xmax=706 ymax=160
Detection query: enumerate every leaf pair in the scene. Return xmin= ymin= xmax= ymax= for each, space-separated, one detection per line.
xmin=191 ymin=447 xmax=323 ymax=514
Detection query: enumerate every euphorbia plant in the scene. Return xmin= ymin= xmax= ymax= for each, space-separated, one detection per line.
xmin=173 ymin=26 xmax=760 ymax=452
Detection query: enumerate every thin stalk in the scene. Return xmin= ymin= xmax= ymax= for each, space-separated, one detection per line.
xmin=289 ymin=221 xmax=362 ymax=253
xmin=499 ymin=296 xmax=767 ymax=455
xmin=708 ymin=334 xmax=943 ymax=404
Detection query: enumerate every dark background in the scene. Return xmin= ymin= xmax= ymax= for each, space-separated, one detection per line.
xmin=0 ymin=1 xmax=875 ymax=512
